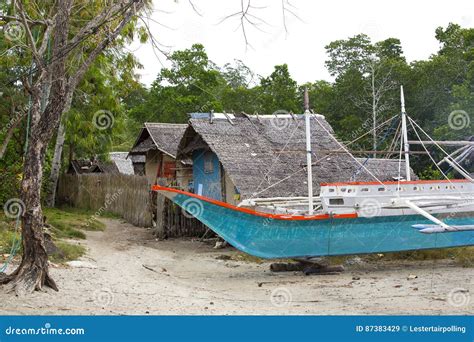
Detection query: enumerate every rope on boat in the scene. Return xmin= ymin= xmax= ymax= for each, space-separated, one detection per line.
xmin=251 ymin=115 xmax=305 ymax=198
xmin=408 ymin=116 xmax=469 ymax=199
xmin=408 ymin=116 xmax=472 ymax=179
xmin=249 ymin=115 xmax=399 ymax=198
xmin=350 ymin=115 xmax=400 ymax=181
xmin=312 ymin=116 xmax=387 ymax=187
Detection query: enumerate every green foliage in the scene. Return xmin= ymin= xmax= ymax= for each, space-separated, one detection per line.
xmin=50 ymin=241 xmax=86 ymax=263
xmin=0 ymin=207 xmax=96 ymax=262
xmin=260 ymin=64 xmax=299 ymax=113
xmin=44 ymin=208 xmax=105 ymax=240
xmin=2 ymin=17 xmax=473 ymax=203
xmin=0 ymin=0 xmax=147 ymax=204
xmin=127 ymin=28 xmax=472 ymax=180
xmin=418 ymin=165 xmax=444 ymax=180
xmin=0 ymin=225 xmax=19 ymax=255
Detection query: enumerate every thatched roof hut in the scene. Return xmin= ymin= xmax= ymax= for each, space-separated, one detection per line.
xmin=178 ymin=113 xmax=415 ymax=199
xmin=128 ymin=123 xmax=192 ymax=185
xmin=129 ymin=123 xmax=189 ymax=159
xmin=109 ymin=152 xmax=134 ymax=175
xmin=67 ymin=152 xmax=134 ymax=175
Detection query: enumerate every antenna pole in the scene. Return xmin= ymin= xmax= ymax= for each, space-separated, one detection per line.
xmin=304 ymin=88 xmax=314 ymax=214
xmin=400 ymin=85 xmax=411 ymax=181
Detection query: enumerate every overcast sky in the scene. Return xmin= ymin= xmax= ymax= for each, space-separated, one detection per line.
xmin=129 ymin=0 xmax=473 ymax=87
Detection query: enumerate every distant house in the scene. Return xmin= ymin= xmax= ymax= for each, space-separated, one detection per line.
xmin=67 ymin=152 xmax=134 ymax=175
xmin=109 ymin=152 xmax=134 ymax=175
xmin=177 ymin=113 xmax=416 ymax=205
xmin=128 ymin=123 xmax=192 ymax=187
xmin=67 ymin=159 xmax=104 ymax=175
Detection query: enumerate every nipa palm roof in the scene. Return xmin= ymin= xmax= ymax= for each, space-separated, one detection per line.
xmin=129 ymin=123 xmax=189 ymax=159
xmin=178 ymin=113 xmax=415 ymax=199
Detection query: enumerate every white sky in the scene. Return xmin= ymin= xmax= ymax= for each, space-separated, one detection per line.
xmin=129 ymin=0 xmax=473 ymax=87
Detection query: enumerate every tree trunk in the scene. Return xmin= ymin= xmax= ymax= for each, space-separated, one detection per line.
xmin=45 ymin=120 xmax=66 ymax=207
xmin=1 ymin=137 xmax=57 ymax=294
xmin=1 ymin=0 xmax=143 ymax=295
xmin=1 ymin=0 xmax=71 ymax=294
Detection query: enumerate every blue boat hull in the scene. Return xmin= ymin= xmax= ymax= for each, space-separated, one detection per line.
xmin=162 ymin=190 xmax=474 ymax=259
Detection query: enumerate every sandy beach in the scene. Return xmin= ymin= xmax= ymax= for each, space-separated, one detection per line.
xmin=0 ymin=218 xmax=473 ymax=315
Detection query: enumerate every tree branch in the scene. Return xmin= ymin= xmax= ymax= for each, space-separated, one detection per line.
xmin=68 ymin=2 xmax=145 ymax=92
xmin=65 ymin=0 xmax=136 ymax=53
xmin=16 ymin=0 xmax=43 ymax=69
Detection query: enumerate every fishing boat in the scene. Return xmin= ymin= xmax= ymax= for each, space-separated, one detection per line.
xmin=152 ymin=87 xmax=474 ymax=259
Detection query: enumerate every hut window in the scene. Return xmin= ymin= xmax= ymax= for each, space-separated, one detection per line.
xmin=204 ymin=152 xmax=214 ymax=173
xmin=361 ymin=188 xmax=369 ymax=192
xmin=378 ymin=188 xmax=385 ymax=192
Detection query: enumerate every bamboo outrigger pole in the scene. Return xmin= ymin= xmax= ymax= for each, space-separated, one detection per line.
xmin=400 ymin=85 xmax=411 ymax=181
xmin=304 ymin=88 xmax=314 ymax=215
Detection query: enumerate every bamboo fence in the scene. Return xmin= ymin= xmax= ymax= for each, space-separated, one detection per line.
xmin=57 ymin=174 xmax=152 ymax=227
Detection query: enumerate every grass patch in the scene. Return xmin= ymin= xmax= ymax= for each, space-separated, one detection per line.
xmin=55 ymin=206 xmax=121 ymax=219
xmin=326 ymin=247 xmax=474 ymax=267
xmin=44 ymin=207 xmax=105 ymax=240
xmin=383 ymin=247 xmax=474 ymax=267
xmin=0 ymin=224 xmax=20 ymax=255
xmin=50 ymin=241 xmax=86 ymax=263
xmin=229 ymin=246 xmax=474 ymax=267
xmin=231 ymin=252 xmax=265 ymax=264
xmin=0 ymin=207 xmax=105 ymax=264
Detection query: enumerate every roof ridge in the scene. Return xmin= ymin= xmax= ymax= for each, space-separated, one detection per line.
xmin=145 ymin=122 xmax=187 ymax=127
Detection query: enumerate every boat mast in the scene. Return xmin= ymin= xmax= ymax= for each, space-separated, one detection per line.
xmin=400 ymin=85 xmax=411 ymax=181
xmin=304 ymin=88 xmax=314 ymax=215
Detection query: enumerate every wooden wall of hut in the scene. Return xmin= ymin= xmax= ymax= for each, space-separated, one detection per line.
xmin=57 ymin=174 xmax=210 ymax=237
xmin=151 ymin=191 xmax=210 ymax=239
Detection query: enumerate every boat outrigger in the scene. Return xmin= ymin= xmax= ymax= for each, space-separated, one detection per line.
xmin=153 ymin=87 xmax=474 ymax=259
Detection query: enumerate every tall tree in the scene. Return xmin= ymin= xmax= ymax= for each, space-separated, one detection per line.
xmin=46 ymin=42 xmax=142 ymax=207
xmin=259 ymin=64 xmax=299 ymax=113
xmin=325 ymin=35 xmax=408 ymax=153
xmin=0 ymin=0 xmax=148 ymax=294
